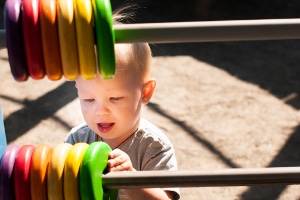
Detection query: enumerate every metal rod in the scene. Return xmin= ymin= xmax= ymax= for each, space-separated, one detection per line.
xmin=102 ymin=167 xmax=300 ymax=189
xmin=114 ymin=18 xmax=300 ymax=43
xmin=1 ymin=18 xmax=300 ymax=49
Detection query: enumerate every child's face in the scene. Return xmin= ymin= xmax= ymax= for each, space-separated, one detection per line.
xmin=75 ymin=66 xmax=145 ymax=145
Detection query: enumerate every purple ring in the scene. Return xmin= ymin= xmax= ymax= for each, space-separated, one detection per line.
xmin=0 ymin=146 xmax=20 ymax=199
xmin=5 ymin=0 xmax=28 ymax=81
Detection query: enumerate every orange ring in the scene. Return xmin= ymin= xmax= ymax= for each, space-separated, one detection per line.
xmin=40 ymin=0 xmax=63 ymax=80
xmin=30 ymin=144 xmax=53 ymax=200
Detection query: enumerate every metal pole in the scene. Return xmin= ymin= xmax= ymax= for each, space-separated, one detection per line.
xmin=1 ymin=18 xmax=300 ymax=49
xmin=102 ymin=167 xmax=300 ymax=189
xmin=114 ymin=18 xmax=300 ymax=43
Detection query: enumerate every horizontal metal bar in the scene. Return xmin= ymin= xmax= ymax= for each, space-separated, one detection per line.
xmin=1 ymin=18 xmax=300 ymax=49
xmin=114 ymin=18 xmax=300 ymax=43
xmin=102 ymin=167 xmax=300 ymax=189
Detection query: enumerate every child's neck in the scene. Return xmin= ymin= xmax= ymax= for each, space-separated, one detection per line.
xmin=101 ymin=128 xmax=138 ymax=149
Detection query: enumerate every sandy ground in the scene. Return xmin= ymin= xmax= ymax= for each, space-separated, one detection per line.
xmin=2 ymin=1 xmax=300 ymax=199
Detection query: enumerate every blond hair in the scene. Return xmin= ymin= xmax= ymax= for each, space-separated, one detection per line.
xmin=112 ymin=8 xmax=152 ymax=83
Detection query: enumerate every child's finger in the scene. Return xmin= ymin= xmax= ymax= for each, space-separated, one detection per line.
xmin=107 ymin=149 xmax=134 ymax=172
xmin=108 ymin=154 xmax=127 ymax=167
xmin=108 ymin=159 xmax=134 ymax=172
xmin=108 ymin=148 xmax=122 ymax=159
xmin=110 ymin=164 xmax=129 ymax=172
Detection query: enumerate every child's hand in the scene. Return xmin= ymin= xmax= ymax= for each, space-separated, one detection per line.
xmin=107 ymin=149 xmax=135 ymax=172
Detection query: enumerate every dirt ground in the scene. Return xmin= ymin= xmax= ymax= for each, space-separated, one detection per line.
xmin=2 ymin=1 xmax=300 ymax=199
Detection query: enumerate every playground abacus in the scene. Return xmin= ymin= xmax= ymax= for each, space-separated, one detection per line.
xmin=1 ymin=0 xmax=300 ymax=199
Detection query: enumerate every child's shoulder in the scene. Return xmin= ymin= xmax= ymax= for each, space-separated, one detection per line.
xmin=70 ymin=123 xmax=90 ymax=133
xmin=65 ymin=123 xmax=97 ymax=144
xmin=139 ymin=118 xmax=173 ymax=146
xmin=139 ymin=118 xmax=162 ymax=133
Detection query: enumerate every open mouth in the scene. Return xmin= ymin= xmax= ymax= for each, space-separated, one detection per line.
xmin=97 ymin=123 xmax=114 ymax=133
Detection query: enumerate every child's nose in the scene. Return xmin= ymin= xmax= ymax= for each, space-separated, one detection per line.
xmin=95 ymin=102 xmax=109 ymax=115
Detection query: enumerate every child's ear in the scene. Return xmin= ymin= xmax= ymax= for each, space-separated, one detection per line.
xmin=142 ymin=79 xmax=156 ymax=104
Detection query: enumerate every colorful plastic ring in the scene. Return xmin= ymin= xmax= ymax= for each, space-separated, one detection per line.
xmin=14 ymin=145 xmax=35 ymax=200
xmin=22 ymin=0 xmax=46 ymax=79
xmin=80 ymin=142 xmax=117 ymax=200
xmin=0 ymin=145 xmax=20 ymax=200
xmin=40 ymin=0 xmax=63 ymax=80
xmin=4 ymin=0 xmax=28 ymax=81
xmin=93 ymin=0 xmax=116 ymax=79
xmin=57 ymin=0 xmax=80 ymax=80
xmin=30 ymin=144 xmax=53 ymax=200
xmin=74 ymin=0 xmax=97 ymax=80
xmin=64 ymin=143 xmax=89 ymax=200
xmin=47 ymin=143 xmax=72 ymax=200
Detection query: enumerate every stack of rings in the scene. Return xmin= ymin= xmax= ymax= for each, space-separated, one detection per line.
xmin=5 ymin=0 xmax=115 ymax=81
xmin=0 ymin=142 xmax=117 ymax=200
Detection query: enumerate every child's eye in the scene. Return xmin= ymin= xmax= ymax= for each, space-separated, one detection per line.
xmin=110 ymin=97 xmax=122 ymax=101
xmin=83 ymin=98 xmax=94 ymax=103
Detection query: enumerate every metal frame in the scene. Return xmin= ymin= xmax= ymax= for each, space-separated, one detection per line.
xmin=102 ymin=167 xmax=300 ymax=189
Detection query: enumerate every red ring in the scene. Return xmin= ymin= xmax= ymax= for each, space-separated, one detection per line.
xmin=22 ymin=0 xmax=46 ymax=79
xmin=14 ymin=145 xmax=35 ymax=200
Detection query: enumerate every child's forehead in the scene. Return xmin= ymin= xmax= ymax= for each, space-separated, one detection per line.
xmin=114 ymin=44 xmax=138 ymax=76
xmin=76 ymin=74 xmax=139 ymax=93
xmin=115 ymin=44 xmax=132 ymax=64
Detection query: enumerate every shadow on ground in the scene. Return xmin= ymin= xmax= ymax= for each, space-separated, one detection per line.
xmin=2 ymin=82 xmax=77 ymax=143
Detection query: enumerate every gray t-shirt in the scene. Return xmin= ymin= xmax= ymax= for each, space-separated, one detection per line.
xmin=64 ymin=118 xmax=180 ymax=199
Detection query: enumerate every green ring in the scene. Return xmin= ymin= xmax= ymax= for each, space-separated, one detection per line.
xmin=93 ymin=0 xmax=115 ymax=79
xmin=79 ymin=142 xmax=117 ymax=200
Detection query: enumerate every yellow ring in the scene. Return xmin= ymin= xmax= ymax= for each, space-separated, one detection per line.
xmin=74 ymin=0 xmax=97 ymax=79
xmin=63 ymin=143 xmax=89 ymax=200
xmin=57 ymin=0 xmax=79 ymax=80
xmin=47 ymin=143 xmax=72 ymax=200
